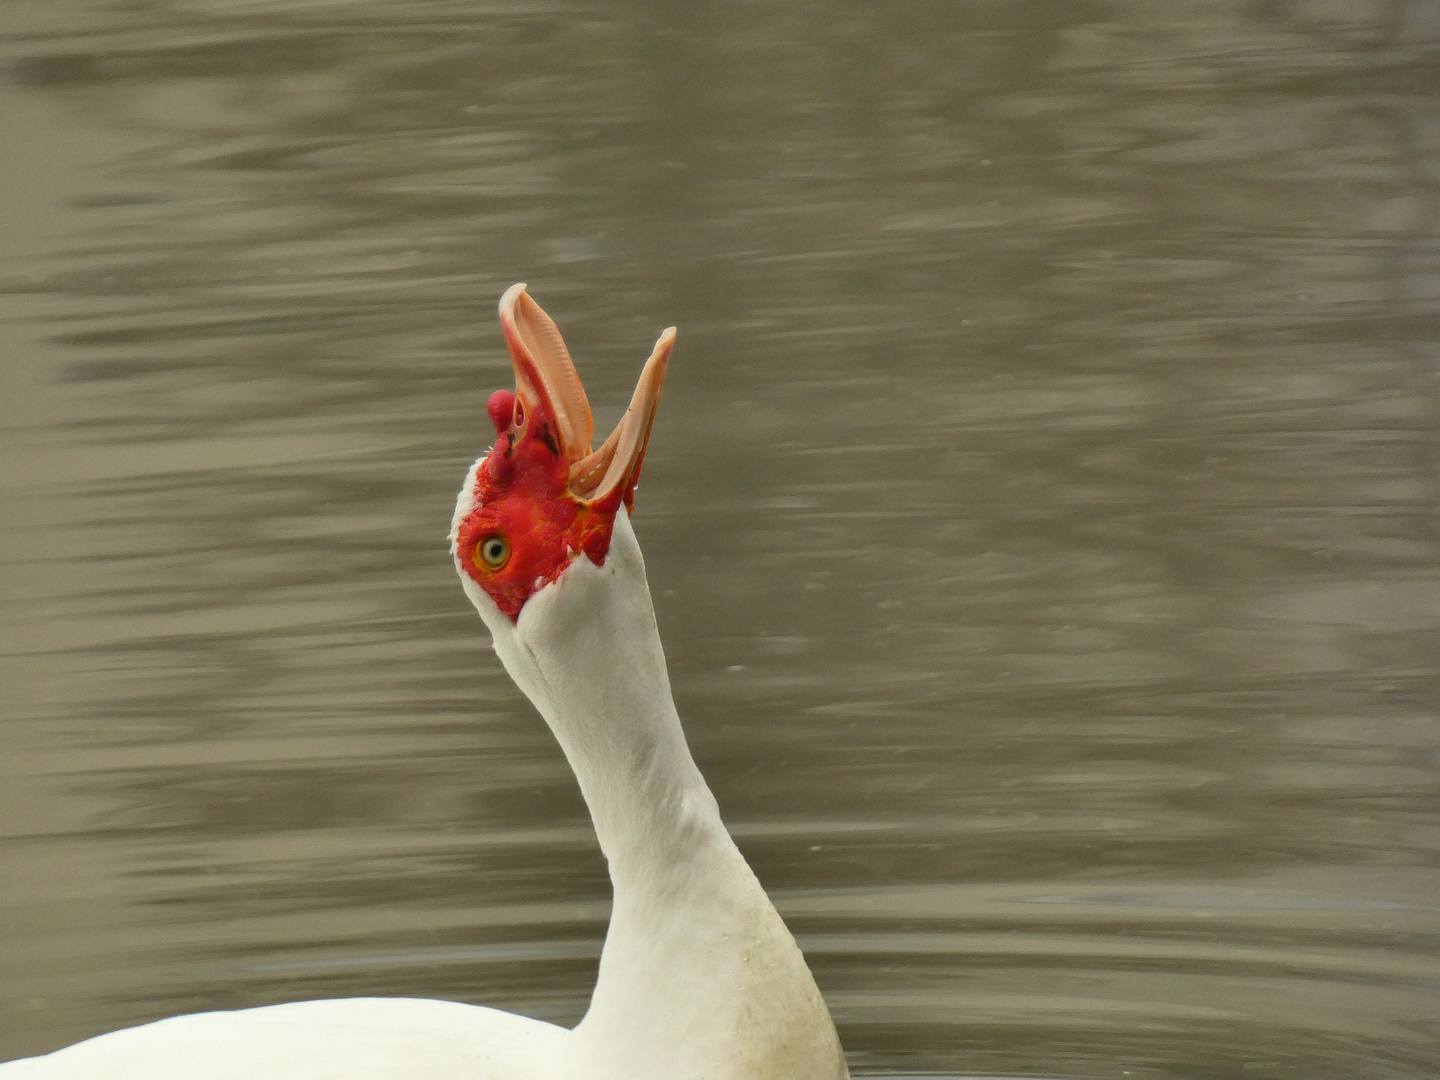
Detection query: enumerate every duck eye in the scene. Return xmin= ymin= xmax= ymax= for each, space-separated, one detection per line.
xmin=477 ymin=535 xmax=509 ymax=570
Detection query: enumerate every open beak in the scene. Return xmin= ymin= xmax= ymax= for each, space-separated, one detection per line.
xmin=499 ymin=283 xmax=675 ymax=507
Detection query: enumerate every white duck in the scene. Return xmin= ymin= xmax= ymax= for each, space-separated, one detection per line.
xmin=2 ymin=285 xmax=850 ymax=1080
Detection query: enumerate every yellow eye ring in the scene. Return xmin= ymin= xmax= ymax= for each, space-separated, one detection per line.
xmin=477 ymin=535 xmax=509 ymax=570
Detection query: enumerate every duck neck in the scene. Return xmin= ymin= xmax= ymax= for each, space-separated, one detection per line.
xmin=486 ymin=514 xmax=847 ymax=1080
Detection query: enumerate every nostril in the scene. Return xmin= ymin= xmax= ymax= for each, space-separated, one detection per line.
xmin=513 ymin=399 xmax=526 ymax=429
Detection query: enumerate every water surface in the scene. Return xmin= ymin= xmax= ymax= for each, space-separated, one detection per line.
xmin=1 ymin=3 xmax=1438 ymax=1078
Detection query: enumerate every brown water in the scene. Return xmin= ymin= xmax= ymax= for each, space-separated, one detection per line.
xmin=1 ymin=3 xmax=1438 ymax=1078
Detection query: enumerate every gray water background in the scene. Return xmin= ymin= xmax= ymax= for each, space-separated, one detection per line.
xmin=1 ymin=3 xmax=1438 ymax=1078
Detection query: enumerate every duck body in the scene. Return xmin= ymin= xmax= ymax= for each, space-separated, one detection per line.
xmin=0 ymin=999 xmax=566 ymax=1080
xmin=0 ymin=288 xmax=848 ymax=1080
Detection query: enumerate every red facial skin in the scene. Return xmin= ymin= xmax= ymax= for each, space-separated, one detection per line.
xmin=456 ymin=389 xmax=632 ymax=621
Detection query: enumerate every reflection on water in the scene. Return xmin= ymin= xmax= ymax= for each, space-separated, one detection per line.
xmin=1 ymin=2 xmax=1438 ymax=1078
